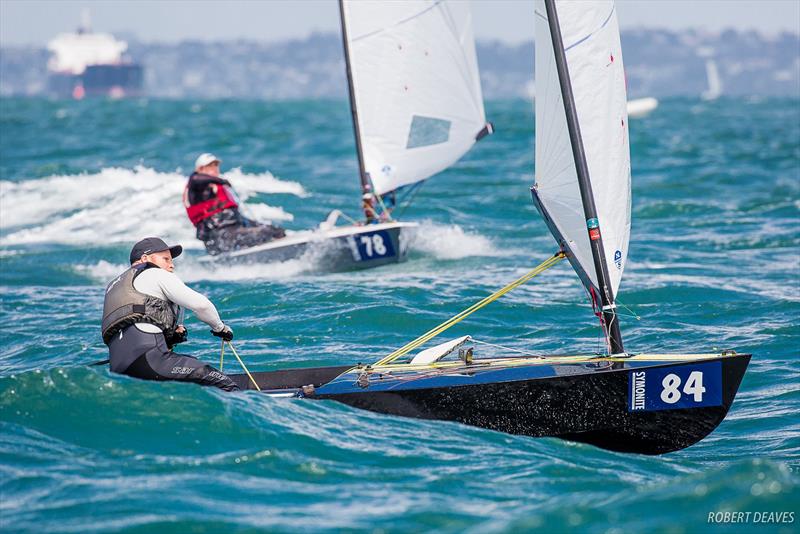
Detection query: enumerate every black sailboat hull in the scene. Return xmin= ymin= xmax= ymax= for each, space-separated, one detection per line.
xmin=231 ymin=353 xmax=750 ymax=455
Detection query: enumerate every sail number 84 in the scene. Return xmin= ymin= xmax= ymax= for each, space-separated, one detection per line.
xmin=661 ymin=371 xmax=706 ymax=403
xmin=628 ymin=361 xmax=721 ymax=412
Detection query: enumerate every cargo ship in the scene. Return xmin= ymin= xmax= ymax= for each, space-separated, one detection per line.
xmin=47 ymin=11 xmax=143 ymax=99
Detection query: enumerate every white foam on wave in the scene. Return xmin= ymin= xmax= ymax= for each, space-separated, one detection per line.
xmin=76 ymin=256 xmax=314 ymax=284
xmin=408 ymin=221 xmax=499 ymax=260
xmin=0 ymin=166 xmax=305 ymax=247
xmin=223 ymin=167 xmax=308 ymax=198
xmin=76 ymin=260 xmax=127 ymax=282
xmin=184 ymin=259 xmax=312 ymax=282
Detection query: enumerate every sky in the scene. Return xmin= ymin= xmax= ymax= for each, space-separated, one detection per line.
xmin=1 ymin=0 xmax=799 ymax=47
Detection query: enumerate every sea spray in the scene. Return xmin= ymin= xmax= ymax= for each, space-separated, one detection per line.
xmin=0 ymin=166 xmax=302 ymax=246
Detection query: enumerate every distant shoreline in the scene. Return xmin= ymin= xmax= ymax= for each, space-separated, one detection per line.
xmin=2 ymin=29 xmax=798 ymax=99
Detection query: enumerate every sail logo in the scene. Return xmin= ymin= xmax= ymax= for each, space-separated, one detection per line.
xmin=614 ymin=250 xmax=623 ymax=270
xmin=586 ymin=218 xmax=601 ymax=241
xmin=630 ymin=371 xmax=646 ymax=411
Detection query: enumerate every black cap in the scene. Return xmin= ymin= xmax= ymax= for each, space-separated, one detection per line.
xmin=129 ymin=237 xmax=183 ymax=264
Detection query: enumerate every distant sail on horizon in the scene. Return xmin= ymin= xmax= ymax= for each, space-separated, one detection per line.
xmin=702 ymin=58 xmax=723 ymax=101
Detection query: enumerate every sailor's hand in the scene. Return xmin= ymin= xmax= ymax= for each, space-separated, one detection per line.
xmin=174 ymin=325 xmax=188 ymax=343
xmin=165 ymin=326 xmax=188 ymax=348
xmin=212 ymin=324 xmax=234 ymax=342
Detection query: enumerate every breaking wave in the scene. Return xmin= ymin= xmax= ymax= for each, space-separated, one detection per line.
xmin=408 ymin=221 xmax=499 ymax=260
xmin=0 ymin=166 xmax=305 ymax=247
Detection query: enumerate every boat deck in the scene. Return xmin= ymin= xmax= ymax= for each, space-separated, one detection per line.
xmin=230 ymin=352 xmax=744 ymax=394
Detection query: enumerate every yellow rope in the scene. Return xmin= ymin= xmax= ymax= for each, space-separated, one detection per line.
xmin=219 ymin=340 xmax=225 ymax=372
xmin=373 ymin=251 xmax=566 ymax=367
xmin=227 ymin=341 xmax=261 ymax=391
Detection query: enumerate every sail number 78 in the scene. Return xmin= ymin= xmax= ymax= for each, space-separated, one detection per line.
xmin=360 ymin=234 xmax=387 ymax=257
xmin=661 ymin=371 xmax=706 ymax=404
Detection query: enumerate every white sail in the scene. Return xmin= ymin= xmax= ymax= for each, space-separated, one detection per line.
xmin=702 ymin=58 xmax=722 ymax=101
xmin=341 ymin=0 xmax=488 ymax=196
xmin=533 ymin=0 xmax=631 ymax=298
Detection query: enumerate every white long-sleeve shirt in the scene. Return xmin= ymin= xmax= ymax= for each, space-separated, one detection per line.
xmin=132 ymin=267 xmax=224 ymax=333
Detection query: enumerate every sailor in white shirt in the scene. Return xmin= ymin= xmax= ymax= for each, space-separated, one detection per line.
xmin=101 ymin=237 xmax=239 ymax=391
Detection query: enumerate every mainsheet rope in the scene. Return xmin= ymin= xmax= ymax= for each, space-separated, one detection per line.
xmin=221 ymin=340 xmax=261 ymax=391
xmin=373 ymin=251 xmax=566 ymax=367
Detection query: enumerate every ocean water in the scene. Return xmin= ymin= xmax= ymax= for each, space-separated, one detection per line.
xmin=0 ymin=97 xmax=798 ymax=533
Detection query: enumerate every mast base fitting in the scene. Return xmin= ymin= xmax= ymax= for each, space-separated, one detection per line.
xmin=459 ymin=346 xmax=474 ymax=365
xmin=356 ymin=371 xmax=370 ymax=388
xmin=301 ymin=384 xmax=316 ymax=397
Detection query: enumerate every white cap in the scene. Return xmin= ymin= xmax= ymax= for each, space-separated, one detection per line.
xmin=194 ymin=153 xmax=221 ymax=170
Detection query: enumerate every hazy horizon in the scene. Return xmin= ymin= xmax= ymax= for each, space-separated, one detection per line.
xmin=2 ymin=0 xmax=799 ymax=47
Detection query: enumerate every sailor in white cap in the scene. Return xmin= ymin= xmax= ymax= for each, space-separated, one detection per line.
xmin=101 ymin=237 xmax=239 ymax=391
xmin=183 ymin=153 xmax=286 ymax=254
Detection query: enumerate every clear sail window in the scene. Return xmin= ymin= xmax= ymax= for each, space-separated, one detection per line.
xmin=406 ymin=115 xmax=451 ymax=149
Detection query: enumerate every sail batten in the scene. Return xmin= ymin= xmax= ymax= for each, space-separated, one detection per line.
xmin=533 ymin=0 xmax=631 ymax=302
xmin=341 ymin=0 xmax=489 ymax=197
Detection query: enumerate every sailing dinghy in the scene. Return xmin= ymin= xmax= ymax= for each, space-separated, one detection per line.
xmin=228 ymin=0 xmax=748 ymax=454
xmin=206 ymin=0 xmax=492 ymax=272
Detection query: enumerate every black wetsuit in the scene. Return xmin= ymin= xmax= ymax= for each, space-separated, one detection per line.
xmin=186 ymin=172 xmax=286 ymax=255
xmin=108 ymin=325 xmax=239 ymax=392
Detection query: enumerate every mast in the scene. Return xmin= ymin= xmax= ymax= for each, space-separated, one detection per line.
xmin=543 ymin=0 xmax=624 ymax=354
xmin=338 ymin=0 xmax=371 ymax=198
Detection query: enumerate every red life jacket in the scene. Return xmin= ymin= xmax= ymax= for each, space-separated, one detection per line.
xmin=183 ymin=183 xmax=239 ymax=226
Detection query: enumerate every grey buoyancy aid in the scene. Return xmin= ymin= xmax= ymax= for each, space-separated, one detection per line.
xmin=101 ymin=263 xmax=178 ymax=345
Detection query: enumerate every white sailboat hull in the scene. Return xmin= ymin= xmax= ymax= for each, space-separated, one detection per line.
xmin=627 ymin=97 xmax=659 ymax=118
xmin=200 ymin=221 xmax=418 ymax=272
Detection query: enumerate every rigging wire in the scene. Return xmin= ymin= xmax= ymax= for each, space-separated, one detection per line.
xmin=394 ymin=181 xmax=426 ymax=220
xmin=614 ymin=299 xmax=641 ymax=320
xmin=471 ymin=338 xmax=544 ymax=358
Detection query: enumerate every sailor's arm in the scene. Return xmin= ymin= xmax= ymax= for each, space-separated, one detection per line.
xmin=153 ymin=270 xmax=225 ymax=331
xmin=191 ymin=175 xmax=231 ymax=188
